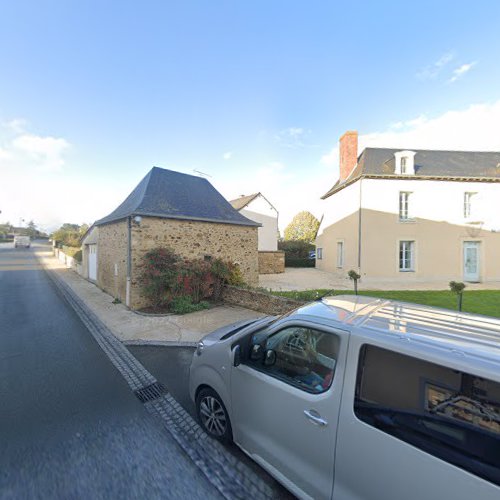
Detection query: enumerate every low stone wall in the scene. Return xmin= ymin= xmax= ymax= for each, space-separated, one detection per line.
xmin=222 ymin=285 xmax=304 ymax=315
xmin=258 ymin=251 xmax=285 ymax=274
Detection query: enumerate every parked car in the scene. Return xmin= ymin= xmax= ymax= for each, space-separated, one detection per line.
xmin=308 ymin=250 xmax=316 ymax=260
xmin=190 ymin=295 xmax=500 ymax=500
xmin=14 ymin=235 xmax=31 ymax=248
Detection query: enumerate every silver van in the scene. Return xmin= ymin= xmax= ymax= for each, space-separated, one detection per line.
xmin=189 ymin=295 xmax=500 ymax=500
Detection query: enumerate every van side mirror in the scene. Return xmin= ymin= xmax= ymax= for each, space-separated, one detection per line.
xmin=263 ymin=349 xmax=276 ymax=367
xmin=233 ymin=345 xmax=241 ymax=367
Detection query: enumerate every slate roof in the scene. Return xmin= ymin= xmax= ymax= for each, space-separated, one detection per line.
xmin=322 ymin=148 xmax=500 ymax=199
xmin=229 ymin=193 xmax=260 ymax=211
xmin=95 ymin=167 xmax=260 ymax=227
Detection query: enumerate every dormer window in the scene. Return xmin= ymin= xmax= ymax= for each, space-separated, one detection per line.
xmin=400 ymin=157 xmax=407 ymax=174
xmin=394 ymin=151 xmax=416 ymax=175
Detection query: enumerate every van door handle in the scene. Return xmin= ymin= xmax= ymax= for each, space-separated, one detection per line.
xmin=304 ymin=409 xmax=328 ymax=426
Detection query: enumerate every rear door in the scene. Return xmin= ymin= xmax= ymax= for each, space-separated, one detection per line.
xmin=230 ymin=322 xmax=349 ymax=500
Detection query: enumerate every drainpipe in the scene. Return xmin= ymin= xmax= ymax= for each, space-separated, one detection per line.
xmin=357 ymin=179 xmax=363 ymax=269
xmin=126 ymin=216 xmax=132 ymax=307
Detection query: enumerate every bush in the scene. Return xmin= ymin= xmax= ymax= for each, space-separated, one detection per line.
xmin=63 ymin=245 xmax=82 ymax=261
xmin=279 ymin=240 xmax=315 ymax=259
xmin=285 ymin=257 xmax=315 ymax=268
xmin=140 ymin=247 xmax=244 ymax=311
xmin=170 ymin=296 xmax=210 ymax=314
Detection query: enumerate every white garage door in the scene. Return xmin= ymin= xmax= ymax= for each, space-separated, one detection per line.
xmin=88 ymin=244 xmax=97 ymax=281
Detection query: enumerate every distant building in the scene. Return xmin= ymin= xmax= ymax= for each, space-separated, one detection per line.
xmin=230 ymin=193 xmax=284 ymax=274
xmin=316 ymin=130 xmax=500 ymax=285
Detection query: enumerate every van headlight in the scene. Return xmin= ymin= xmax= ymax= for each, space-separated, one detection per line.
xmin=196 ymin=341 xmax=204 ymax=356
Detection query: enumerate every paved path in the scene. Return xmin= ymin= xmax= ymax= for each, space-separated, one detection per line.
xmin=0 ymin=243 xmax=223 ymax=498
xmin=35 ymin=242 xmax=264 ymax=345
xmin=260 ymin=267 xmax=500 ymax=291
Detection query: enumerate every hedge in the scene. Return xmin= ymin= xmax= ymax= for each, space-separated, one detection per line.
xmin=285 ymin=257 xmax=315 ymax=268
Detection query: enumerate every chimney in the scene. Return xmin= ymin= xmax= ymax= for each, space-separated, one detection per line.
xmin=339 ymin=130 xmax=358 ymax=182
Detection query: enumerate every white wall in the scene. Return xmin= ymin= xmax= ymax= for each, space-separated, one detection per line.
xmin=316 ymin=181 xmax=361 ymax=237
xmin=241 ymin=208 xmax=278 ymax=251
xmin=361 ymin=179 xmax=500 ymax=230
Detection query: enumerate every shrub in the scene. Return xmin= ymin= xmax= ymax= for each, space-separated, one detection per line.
xmin=279 ymin=240 xmax=315 ymax=259
xmin=170 ymin=296 xmax=210 ymax=314
xmin=348 ymin=269 xmax=361 ymax=295
xmin=140 ymin=248 xmax=180 ymax=309
xmin=140 ymin=247 xmax=245 ymax=311
xmin=285 ymin=257 xmax=315 ymax=268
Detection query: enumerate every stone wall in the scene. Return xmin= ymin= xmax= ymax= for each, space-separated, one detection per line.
xmin=97 ymin=221 xmax=128 ymax=303
xmin=130 ymin=217 xmax=259 ymax=310
xmin=258 ymin=251 xmax=285 ymax=274
xmin=222 ymin=285 xmax=304 ymax=315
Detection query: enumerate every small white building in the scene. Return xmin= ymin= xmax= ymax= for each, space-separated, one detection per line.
xmin=230 ymin=193 xmax=279 ymax=251
xmin=230 ymin=193 xmax=284 ymax=273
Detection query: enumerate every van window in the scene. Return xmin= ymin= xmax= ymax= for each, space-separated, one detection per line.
xmin=248 ymin=326 xmax=339 ymax=394
xmin=354 ymin=345 xmax=500 ymax=486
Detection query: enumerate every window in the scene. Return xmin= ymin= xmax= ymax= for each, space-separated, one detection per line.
xmin=337 ymin=242 xmax=344 ymax=268
xmin=399 ymin=191 xmax=413 ymax=221
xmin=464 ymin=192 xmax=476 ymax=218
xmin=248 ymin=326 xmax=340 ymax=394
xmin=316 ymin=248 xmax=323 ymax=260
xmin=400 ymin=157 xmax=407 ymax=174
xmin=354 ymin=345 xmax=500 ymax=486
xmin=399 ymin=240 xmax=414 ymax=271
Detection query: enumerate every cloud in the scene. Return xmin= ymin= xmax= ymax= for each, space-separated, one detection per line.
xmin=417 ymin=52 xmax=454 ymax=80
xmin=274 ymin=127 xmax=316 ymax=149
xmin=223 ymin=151 xmax=232 ymax=160
xmin=321 ymin=100 xmax=500 ymax=172
xmin=3 ymin=118 xmax=28 ymax=134
xmin=448 ymin=62 xmax=477 ymax=83
xmin=12 ymin=134 xmax=70 ymax=171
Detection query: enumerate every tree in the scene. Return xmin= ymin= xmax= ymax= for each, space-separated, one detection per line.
xmin=284 ymin=211 xmax=320 ymax=243
xmin=52 ymin=223 xmax=85 ymax=247
xmin=26 ymin=220 xmax=38 ymax=239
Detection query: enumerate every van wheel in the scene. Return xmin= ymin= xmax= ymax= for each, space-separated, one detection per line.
xmin=196 ymin=388 xmax=232 ymax=443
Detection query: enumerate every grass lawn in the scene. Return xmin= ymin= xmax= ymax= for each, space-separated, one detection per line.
xmin=272 ymin=289 xmax=500 ymax=319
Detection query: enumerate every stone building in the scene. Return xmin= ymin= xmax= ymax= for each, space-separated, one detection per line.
xmin=84 ymin=167 xmax=259 ymax=309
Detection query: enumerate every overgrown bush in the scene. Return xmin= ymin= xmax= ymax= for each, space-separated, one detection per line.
xmin=140 ymin=247 xmax=244 ymax=312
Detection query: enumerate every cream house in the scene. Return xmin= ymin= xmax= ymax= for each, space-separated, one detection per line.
xmin=315 ymin=131 xmax=500 ymax=285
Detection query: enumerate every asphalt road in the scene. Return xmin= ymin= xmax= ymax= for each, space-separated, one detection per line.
xmin=128 ymin=345 xmax=296 ymax=499
xmin=0 ymin=242 xmax=221 ymax=499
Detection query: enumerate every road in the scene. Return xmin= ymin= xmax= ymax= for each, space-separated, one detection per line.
xmin=0 ymin=242 xmax=222 ymax=499
xmin=129 ymin=345 xmax=295 ymax=499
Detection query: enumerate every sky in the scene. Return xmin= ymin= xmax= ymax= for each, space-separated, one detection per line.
xmin=1 ymin=0 xmax=500 ymax=233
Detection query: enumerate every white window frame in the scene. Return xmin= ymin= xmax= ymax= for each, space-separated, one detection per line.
xmin=399 ymin=240 xmax=415 ymax=272
xmin=399 ymin=191 xmax=413 ymax=221
xmin=464 ymin=192 xmax=476 ymax=219
xmin=336 ymin=241 xmax=344 ymax=268
xmin=400 ymin=157 xmax=407 ymax=174
xmin=316 ymin=248 xmax=323 ymax=260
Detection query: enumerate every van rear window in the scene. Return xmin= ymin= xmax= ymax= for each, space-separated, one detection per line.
xmin=354 ymin=345 xmax=500 ymax=486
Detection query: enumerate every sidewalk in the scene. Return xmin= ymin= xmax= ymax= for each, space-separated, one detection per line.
xmin=35 ymin=246 xmax=265 ymax=345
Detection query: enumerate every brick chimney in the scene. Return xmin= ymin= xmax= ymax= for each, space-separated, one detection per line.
xmin=339 ymin=130 xmax=358 ymax=182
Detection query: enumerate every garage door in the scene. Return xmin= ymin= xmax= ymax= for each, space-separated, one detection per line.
xmin=88 ymin=244 xmax=97 ymax=281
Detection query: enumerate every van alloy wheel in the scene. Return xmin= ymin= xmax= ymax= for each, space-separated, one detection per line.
xmin=196 ymin=388 xmax=232 ymax=442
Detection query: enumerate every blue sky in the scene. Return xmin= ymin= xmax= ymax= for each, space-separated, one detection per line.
xmin=1 ymin=0 xmax=500 ymax=231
